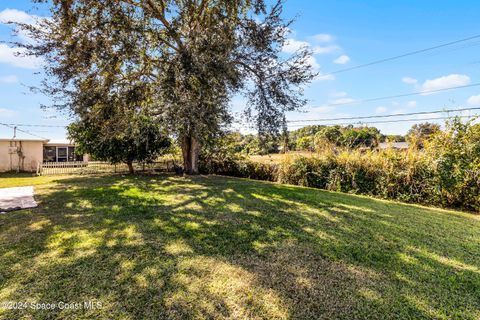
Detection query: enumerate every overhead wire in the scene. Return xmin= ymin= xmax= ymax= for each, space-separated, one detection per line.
xmin=286 ymin=115 xmax=479 ymax=128
xmin=313 ymin=83 xmax=480 ymax=108
xmin=287 ymin=107 xmax=480 ymax=123
xmin=0 ymin=123 xmax=49 ymax=140
xmin=322 ymin=34 xmax=480 ymax=76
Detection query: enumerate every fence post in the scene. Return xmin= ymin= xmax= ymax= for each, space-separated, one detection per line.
xmin=36 ymin=161 xmax=41 ymax=176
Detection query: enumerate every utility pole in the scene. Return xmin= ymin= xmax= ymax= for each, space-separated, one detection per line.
xmin=13 ymin=126 xmax=17 ymax=139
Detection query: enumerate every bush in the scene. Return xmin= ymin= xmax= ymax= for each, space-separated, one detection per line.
xmin=201 ymin=118 xmax=479 ymax=212
xmin=425 ymin=117 xmax=480 ymax=211
xmin=200 ymin=159 xmax=278 ymax=182
xmin=277 ymin=149 xmax=439 ymax=205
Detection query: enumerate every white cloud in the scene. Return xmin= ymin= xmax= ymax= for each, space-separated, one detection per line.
xmin=282 ymin=38 xmax=310 ymax=54
xmin=467 ymin=95 xmax=480 ymax=105
xmin=284 ymin=47 xmax=334 ymax=80
xmin=312 ymin=33 xmax=334 ymax=43
xmin=0 ymin=75 xmax=18 ymax=83
xmin=283 ymin=31 xmax=343 ymax=58
xmin=376 ymin=106 xmax=387 ymax=114
xmin=402 ymin=77 xmax=418 ymax=84
xmin=298 ymin=55 xmax=335 ymax=81
xmin=407 ymin=100 xmax=417 ymax=108
xmin=420 ymin=74 xmax=470 ymax=94
xmin=0 ymin=8 xmax=35 ymax=24
xmin=304 ymin=55 xmax=320 ymax=70
xmin=333 ymin=55 xmax=350 ymax=64
xmin=283 ymin=39 xmax=340 ymax=55
xmin=0 ymin=108 xmax=17 ymax=118
xmin=0 ymin=9 xmax=48 ymax=43
xmin=313 ymin=45 xmax=340 ymax=54
xmin=331 ymin=97 xmax=355 ymax=105
xmin=0 ymin=44 xmax=41 ymax=69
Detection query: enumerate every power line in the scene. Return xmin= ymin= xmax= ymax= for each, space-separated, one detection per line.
xmin=0 ymin=123 xmax=49 ymax=140
xmin=287 ymin=107 xmax=480 ymax=123
xmin=323 ymin=34 xmax=480 ymax=76
xmin=0 ymin=123 xmax=67 ymax=128
xmin=5 ymin=104 xmax=480 ymax=128
xmin=319 ymin=83 xmax=480 ymax=108
xmin=287 ymin=115 xmax=478 ymax=128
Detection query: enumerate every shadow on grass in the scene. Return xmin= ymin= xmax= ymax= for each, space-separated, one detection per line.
xmin=0 ymin=174 xmax=479 ymax=319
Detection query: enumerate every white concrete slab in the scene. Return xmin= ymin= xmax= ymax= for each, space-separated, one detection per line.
xmin=0 ymin=186 xmax=37 ymax=213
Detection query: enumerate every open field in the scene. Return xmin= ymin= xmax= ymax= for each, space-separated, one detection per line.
xmin=0 ymin=173 xmax=479 ymax=319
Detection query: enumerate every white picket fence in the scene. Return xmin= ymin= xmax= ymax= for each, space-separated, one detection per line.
xmin=37 ymin=160 xmax=176 ymax=175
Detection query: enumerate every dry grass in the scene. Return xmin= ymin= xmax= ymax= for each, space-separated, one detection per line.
xmin=249 ymin=152 xmax=317 ymax=164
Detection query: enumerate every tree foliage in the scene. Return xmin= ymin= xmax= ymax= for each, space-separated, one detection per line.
xmin=425 ymin=117 xmax=480 ymax=210
xmin=20 ymin=0 xmax=316 ymax=174
xmin=68 ymin=107 xmax=171 ymax=173
xmin=407 ymin=122 xmax=441 ymax=149
xmin=312 ymin=126 xmax=380 ymax=150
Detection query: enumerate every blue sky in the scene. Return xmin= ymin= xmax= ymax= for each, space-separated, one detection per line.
xmin=1 ymin=0 xmax=480 ymax=139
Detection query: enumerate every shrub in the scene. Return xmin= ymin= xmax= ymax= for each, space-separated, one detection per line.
xmin=202 ymin=118 xmax=479 ymax=212
xmin=200 ymin=159 xmax=278 ymax=182
xmin=425 ymin=117 xmax=480 ymax=211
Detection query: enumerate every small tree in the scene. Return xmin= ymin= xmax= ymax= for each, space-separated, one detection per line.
xmin=341 ymin=127 xmax=380 ymax=149
xmin=407 ymin=122 xmax=441 ymax=149
xmin=68 ymin=109 xmax=171 ymax=174
xmin=316 ymin=126 xmax=343 ymax=147
xmin=296 ymin=136 xmax=315 ymax=151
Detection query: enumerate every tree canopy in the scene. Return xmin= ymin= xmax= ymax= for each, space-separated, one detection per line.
xmin=67 ymin=105 xmax=171 ymax=173
xmin=407 ymin=122 xmax=441 ymax=149
xmin=20 ymin=0 xmax=316 ymax=173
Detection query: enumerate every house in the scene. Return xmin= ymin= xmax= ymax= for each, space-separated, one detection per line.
xmin=377 ymin=142 xmax=409 ymax=150
xmin=0 ymin=138 xmax=87 ymax=173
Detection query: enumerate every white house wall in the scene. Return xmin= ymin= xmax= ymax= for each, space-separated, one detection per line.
xmin=0 ymin=140 xmax=44 ymax=172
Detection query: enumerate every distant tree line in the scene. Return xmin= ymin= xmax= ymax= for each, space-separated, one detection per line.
xmin=209 ymin=122 xmax=441 ymax=156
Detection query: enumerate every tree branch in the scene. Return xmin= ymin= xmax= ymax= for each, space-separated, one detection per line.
xmin=145 ymin=0 xmax=186 ymax=52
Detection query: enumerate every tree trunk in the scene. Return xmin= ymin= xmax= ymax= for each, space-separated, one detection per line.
xmin=126 ymin=161 xmax=134 ymax=174
xmin=181 ymin=134 xmax=200 ymax=175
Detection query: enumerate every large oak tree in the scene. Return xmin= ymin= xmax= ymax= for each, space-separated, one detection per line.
xmin=21 ymin=0 xmax=316 ymax=174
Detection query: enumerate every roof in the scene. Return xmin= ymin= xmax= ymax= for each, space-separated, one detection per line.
xmin=45 ymin=139 xmax=76 ymax=146
xmin=378 ymin=142 xmax=409 ymax=149
xmin=0 ymin=138 xmax=49 ymax=143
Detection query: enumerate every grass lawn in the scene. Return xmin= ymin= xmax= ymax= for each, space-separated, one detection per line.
xmin=0 ymin=173 xmax=479 ymax=319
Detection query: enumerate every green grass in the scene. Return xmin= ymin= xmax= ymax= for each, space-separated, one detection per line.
xmin=0 ymin=173 xmax=479 ymax=319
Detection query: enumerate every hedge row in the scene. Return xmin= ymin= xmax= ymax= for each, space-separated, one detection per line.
xmin=200 ymin=149 xmax=479 ymax=212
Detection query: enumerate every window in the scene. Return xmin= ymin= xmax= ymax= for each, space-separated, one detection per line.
xmin=43 ymin=146 xmax=56 ymax=162
xmin=68 ymin=147 xmax=84 ymax=162
xmin=68 ymin=147 xmax=75 ymax=161
xmin=43 ymin=145 xmax=85 ymax=162
xmin=57 ymin=147 xmax=67 ymax=162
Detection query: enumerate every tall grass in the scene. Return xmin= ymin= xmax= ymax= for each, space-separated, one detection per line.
xmin=201 ymin=146 xmax=478 ymax=212
xmin=201 ymin=118 xmax=480 ymax=211
xmin=277 ymin=148 xmax=439 ymax=205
